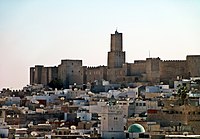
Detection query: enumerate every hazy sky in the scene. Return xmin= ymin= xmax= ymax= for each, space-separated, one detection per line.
xmin=0 ymin=0 xmax=200 ymax=90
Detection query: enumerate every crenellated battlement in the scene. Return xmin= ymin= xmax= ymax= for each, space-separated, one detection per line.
xmin=162 ymin=60 xmax=186 ymax=62
xmin=30 ymin=31 xmax=200 ymax=88
xmin=187 ymin=55 xmax=200 ymax=58
xmin=146 ymin=57 xmax=160 ymax=60
xmin=134 ymin=60 xmax=146 ymax=63
xmin=87 ymin=65 xmax=106 ymax=69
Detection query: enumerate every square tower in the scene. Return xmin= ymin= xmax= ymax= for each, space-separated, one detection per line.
xmin=108 ymin=30 xmax=125 ymax=69
xmin=58 ymin=59 xmax=83 ymax=88
xmin=100 ymin=104 xmax=125 ymax=139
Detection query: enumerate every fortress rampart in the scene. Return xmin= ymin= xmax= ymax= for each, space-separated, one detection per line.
xmin=30 ymin=31 xmax=200 ymax=88
xmin=162 ymin=60 xmax=186 ymax=62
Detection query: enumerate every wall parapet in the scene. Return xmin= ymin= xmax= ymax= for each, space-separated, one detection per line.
xmin=134 ymin=60 xmax=146 ymax=63
xmin=162 ymin=60 xmax=186 ymax=62
xmin=87 ymin=66 xmax=106 ymax=69
xmin=187 ymin=55 xmax=200 ymax=58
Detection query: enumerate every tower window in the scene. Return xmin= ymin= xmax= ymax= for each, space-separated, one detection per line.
xmin=114 ymin=117 xmax=118 ymax=120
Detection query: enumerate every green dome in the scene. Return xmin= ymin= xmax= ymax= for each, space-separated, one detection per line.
xmin=128 ymin=124 xmax=145 ymax=133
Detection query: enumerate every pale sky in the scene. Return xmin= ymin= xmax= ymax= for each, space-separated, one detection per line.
xmin=0 ymin=0 xmax=200 ymax=90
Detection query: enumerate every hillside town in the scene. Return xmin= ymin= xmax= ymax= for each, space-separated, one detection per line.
xmin=1 ymin=31 xmax=200 ymax=139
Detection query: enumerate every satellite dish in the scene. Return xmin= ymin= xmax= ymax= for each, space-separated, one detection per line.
xmin=60 ymin=123 xmax=65 ymax=126
xmin=70 ymin=125 xmax=76 ymax=130
xmin=40 ymin=104 xmax=44 ymax=108
xmin=28 ymin=121 xmax=33 ymax=127
xmin=88 ymin=91 xmax=94 ymax=96
xmin=31 ymin=131 xmax=38 ymax=137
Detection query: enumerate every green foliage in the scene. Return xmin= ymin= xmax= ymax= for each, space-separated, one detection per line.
xmin=177 ymin=84 xmax=189 ymax=105
xmin=48 ymin=78 xmax=63 ymax=90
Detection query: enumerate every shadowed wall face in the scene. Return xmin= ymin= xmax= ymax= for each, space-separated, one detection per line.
xmin=58 ymin=60 xmax=83 ymax=88
xmin=187 ymin=55 xmax=200 ymax=77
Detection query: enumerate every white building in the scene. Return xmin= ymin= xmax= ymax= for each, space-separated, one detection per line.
xmin=100 ymin=97 xmax=125 ymax=139
xmin=0 ymin=109 xmax=9 ymax=138
xmin=77 ymin=109 xmax=92 ymax=121
xmin=134 ymin=100 xmax=159 ymax=115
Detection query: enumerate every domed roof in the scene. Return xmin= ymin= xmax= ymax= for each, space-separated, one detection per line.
xmin=128 ymin=124 xmax=145 ymax=133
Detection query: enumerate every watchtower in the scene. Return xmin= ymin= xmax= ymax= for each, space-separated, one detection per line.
xmin=107 ymin=30 xmax=125 ymax=69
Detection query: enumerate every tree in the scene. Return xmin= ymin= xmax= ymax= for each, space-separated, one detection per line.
xmin=48 ymin=79 xmax=63 ymax=90
xmin=177 ymin=84 xmax=189 ymax=105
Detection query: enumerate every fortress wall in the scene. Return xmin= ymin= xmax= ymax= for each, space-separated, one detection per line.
xmin=130 ymin=62 xmax=146 ymax=76
xmin=85 ymin=66 xmax=107 ymax=83
xmin=160 ymin=60 xmax=187 ymax=83
xmin=146 ymin=58 xmax=161 ymax=83
xmin=108 ymin=51 xmax=125 ymax=68
xmin=58 ymin=64 xmax=67 ymax=87
xmin=34 ymin=65 xmax=44 ymax=84
xmin=58 ymin=60 xmax=83 ymax=88
xmin=30 ymin=67 xmax=35 ymax=85
xmin=107 ymin=68 xmax=126 ymax=84
xmin=134 ymin=60 xmax=146 ymax=63
xmin=187 ymin=55 xmax=200 ymax=77
xmin=47 ymin=67 xmax=58 ymax=83
xmin=30 ymin=66 xmax=59 ymax=86
xmin=41 ymin=67 xmax=48 ymax=85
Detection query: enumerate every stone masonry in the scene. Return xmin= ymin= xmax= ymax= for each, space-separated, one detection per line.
xmin=30 ymin=31 xmax=200 ymax=88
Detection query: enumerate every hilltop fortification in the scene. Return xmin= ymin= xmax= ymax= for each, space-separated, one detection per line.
xmin=30 ymin=31 xmax=200 ymax=88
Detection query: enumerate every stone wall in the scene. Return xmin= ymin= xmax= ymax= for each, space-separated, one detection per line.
xmin=107 ymin=31 xmax=125 ymax=69
xmin=30 ymin=67 xmax=35 ymax=85
xmin=107 ymin=68 xmax=126 ymax=83
xmin=30 ymin=31 xmax=200 ymax=88
xmin=187 ymin=55 xmax=200 ymax=77
xmin=160 ymin=60 xmax=187 ymax=84
xmin=30 ymin=55 xmax=200 ymax=88
xmin=41 ymin=67 xmax=48 ymax=85
xmin=108 ymin=51 xmax=125 ymax=68
xmin=47 ymin=66 xmax=58 ymax=83
xmin=58 ymin=60 xmax=83 ymax=88
xmin=130 ymin=61 xmax=146 ymax=76
xmin=30 ymin=66 xmax=58 ymax=86
xmin=33 ymin=65 xmax=44 ymax=84
xmin=126 ymin=61 xmax=147 ymax=82
xmin=85 ymin=66 xmax=107 ymax=83
xmin=110 ymin=31 xmax=123 ymax=52
xmin=146 ymin=58 xmax=161 ymax=84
